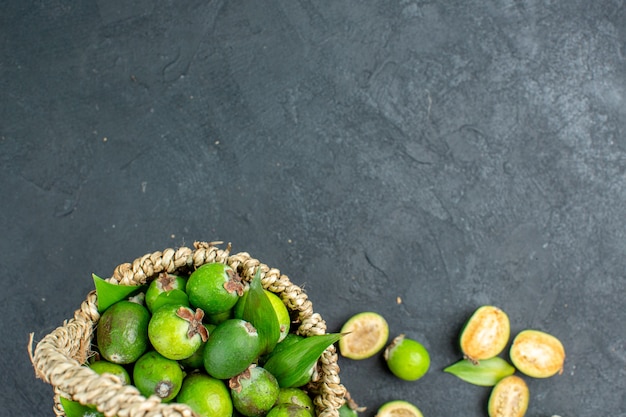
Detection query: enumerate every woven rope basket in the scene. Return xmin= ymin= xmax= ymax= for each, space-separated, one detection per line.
xmin=30 ymin=241 xmax=346 ymax=417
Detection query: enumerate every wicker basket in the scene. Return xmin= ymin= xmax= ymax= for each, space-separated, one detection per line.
xmin=29 ymin=241 xmax=346 ymax=417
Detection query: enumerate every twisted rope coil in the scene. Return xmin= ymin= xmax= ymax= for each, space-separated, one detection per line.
xmin=30 ymin=241 xmax=346 ymax=417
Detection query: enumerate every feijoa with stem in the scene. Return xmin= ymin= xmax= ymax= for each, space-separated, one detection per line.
xmin=229 ymin=365 xmax=280 ymax=417
xmin=148 ymin=304 xmax=208 ymax=360
xmin=460 ymin=305 xmax=510 ymax=363
xmin=203 ymin=318 xmax=261 ymax=379
xmin=186 ymin=263 xmax=245 ymax=315
xmin=145 ymin=272 xmax=188 ymax=313
xmin=488 ymin=375 xmax=529 ymax=417
xmin=510 ymin=329 xmax=565 ymax=378
xmin=384 ymin=334 xmax=430 ymax=381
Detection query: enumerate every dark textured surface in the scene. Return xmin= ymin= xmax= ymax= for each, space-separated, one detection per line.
xmin=3 ymin=1 xmax=626 ymax=416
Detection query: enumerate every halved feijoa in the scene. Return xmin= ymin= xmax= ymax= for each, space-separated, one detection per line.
xmin=375 ymin=400 xmax=424 ymax=417
xmin=339 ymin=312 xmax=389 ymax=360
xmin=510 ymin=329 xmax=565 ymax=378
xmin=488 ymin=375 xmax=529 ymax=417
xmin=460 ymin=305 xmax=510 ymax=362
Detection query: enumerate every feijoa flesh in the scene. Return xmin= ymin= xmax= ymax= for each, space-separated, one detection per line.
xmin=460 ymin=305 xmax=510 ymax=363
xmin=488 ymin=375 xmax=529 ymax=417
xmin=510 ymin=329 xmax=565 ymax=378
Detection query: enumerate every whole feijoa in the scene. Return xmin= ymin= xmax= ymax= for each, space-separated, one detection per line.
xmin=133 ymin=350 xmax=184 ymax=402
xmin=460 ymin=305 xmax=510 ymax=363
xmin=203 ymin=319 xmax=262 ymax=379
xmin=176 ymin=373 xmax=233 ymax=417
xmin=148 ymin=304 xmax=209 ymax=360
xmin=384 ymin=334 xmax=430 ymax=381
xmin=510 ymin=329 xmax=565 ymax=378
xmin=276 ymin=388 xmax=314 ymax=417
xmin=96 ymin=300 xmax=150 ymax=364
xmin=230 ymin=365 xmax=280 ymax=417
xmin=186 ymin=263 xmax=245 ymax=315
xmin=145 ymin=273 xmax=188 ymax=313
xmin=88 ymin=360 xmax=131 ymax=385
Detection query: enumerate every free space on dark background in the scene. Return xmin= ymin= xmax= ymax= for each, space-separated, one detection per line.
xmin=2 ymin=1 xmax=626 ymax=416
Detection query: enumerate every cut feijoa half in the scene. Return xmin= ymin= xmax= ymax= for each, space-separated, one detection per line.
xmin=339 ymin=312 xmax=389 ymax=360
xmin=460 ymin=305 xmax=510 ymax=363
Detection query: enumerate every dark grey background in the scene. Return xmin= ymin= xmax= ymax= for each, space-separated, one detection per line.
xmin=2 ymin=1 xmax=626 ymax=416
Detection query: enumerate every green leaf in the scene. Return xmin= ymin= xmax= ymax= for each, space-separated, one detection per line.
xmin=93 ymin=273 xmax=144 ymax=313
xmin=60 ymin=397 xmax=104 ymax=417
xmin=242 ymin=269 xmax=281 ymax=355
xmin=443 ymin=357 xmax=516 ymax=386
xmin=264 ymin=333 xmax=343 ymax=388
xmin=152 ymin=289 xmax=189 ymax=312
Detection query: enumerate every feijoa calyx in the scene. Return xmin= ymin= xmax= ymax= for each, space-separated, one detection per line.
xmin=510 ymin=329 xmax=565 ymax=378
xmin=488 ymin=375 xmax=529 ymax=417
xmin=460 ymin=305 xmax=510 ymax=363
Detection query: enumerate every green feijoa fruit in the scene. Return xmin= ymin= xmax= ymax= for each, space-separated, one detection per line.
xmin=145 ymin=273 xmax=188 ymax=313
xmin=88 ymin=360 xmax=131 ymax=385
xmin=148 ymin=304 xmax=209 ymax=360
xmin=267 ymin=404 xmax=312 ymax=417
xmin=384 ymin=334 xmax=430 ymax=381
xmin=276 ymin=388 xmax=314 ymax=416
xmin=230 ymin=365 xmax=280 ymax=417
xmin=488 ymin=375 xmax=529 ymax=417
xmin=133 ymin=350 xmax=184 ymax=402
xmin=460 ymin=305 xmax=510 ymax=363
xmin=444 ymin=357 xmax=516 ymax=386
xmin=176 ymin=373 xmax=233 ymax=417
xmin=179 ymin=324 xmax=215 ymax=370
xmin=96 ymin=300 xmax=150 ymax=364
xmin=186 ymin=263 xmax=245 ymax=315
xmin=151 ymin=289 xmax=190 ymax=313
xmin=203 ymin=319 xmax=261 ymax=379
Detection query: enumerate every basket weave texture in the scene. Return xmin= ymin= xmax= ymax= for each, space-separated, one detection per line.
xmin=30 ymin=241 xmax=346 ymax=417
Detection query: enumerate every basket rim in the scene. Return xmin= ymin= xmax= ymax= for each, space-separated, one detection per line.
xmin=29 ymin=241 xmax=345 ymax=417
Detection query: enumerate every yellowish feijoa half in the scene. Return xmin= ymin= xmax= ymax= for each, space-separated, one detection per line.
xmin=375 ymin=400 xmax=424 ymax=417
xmin=488 ymin=375 xmax=529 ymax=417
xmin=460 ymin=305 xmax=510 ymax=362
xmin=339 ymin=312 xmax=389 ymax=360
xmin=510 ymin=329 xmax=565 ymax=378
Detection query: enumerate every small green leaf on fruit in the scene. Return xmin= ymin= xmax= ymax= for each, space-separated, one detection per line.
xmin=444 ymin=357 xmax=515 ymax=387
xmin=93 ymin=274 xmax=144 ymax=313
